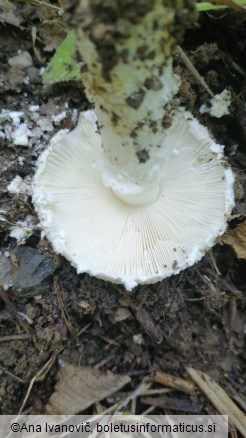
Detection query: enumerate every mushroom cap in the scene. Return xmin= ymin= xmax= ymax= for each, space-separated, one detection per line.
xmin=32 ymin=110 xmax=234 ymax=290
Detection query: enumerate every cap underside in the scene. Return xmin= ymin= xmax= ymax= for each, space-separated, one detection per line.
xmin=32 ymin=110 xmax=234 ymax=290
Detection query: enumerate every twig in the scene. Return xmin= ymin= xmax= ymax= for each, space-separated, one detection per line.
xmin=0 ymin=334 xmax=33 ymax=342
xmin=94 ymin=352 xmax=116 ymax=369
xmin=97 ymin=401 xmax=121 ymax=415
xmin=142 ymin=406 xmax=155 ymax=415
xmin=97 ymin=335 xmax=120 ymax=347
xmin=20 ymin=0 xmax=64 ymax=13
xmin=230 ymin=390 xmax=246 ymax=412
xmin=131 ymin=397 xmax=136 ymax=414
xmin=224 ymin=53 xmax=246 ymax=78
xmin=18 ymin=353 xmax=57 ymax=414
xmin=186 ymin=367 xmax=246 ymax=437
xmin=141 ymin=388 xmax=171 ymax=396
xmin=116 ymin=380 xmax=151 ymax=411
xmin=230 ymin=427 xmax=238 ymax=438
xmin=209 ymin=251 xmax=221 ymax=277
xmin=76 ymin=323 xmax=91 ymax=337
xmin=176 ymin=45 xmax=214 ymax=97
xmin=152 ymin=370 xmax=196 ymax=394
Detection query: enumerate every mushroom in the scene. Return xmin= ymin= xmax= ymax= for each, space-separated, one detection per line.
xmin=32 ymin=1 xmax=234 ymax=290
xmin=32 ymin=109 xmax=234 ymax=291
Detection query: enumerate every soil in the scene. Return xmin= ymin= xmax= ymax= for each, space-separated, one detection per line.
xmin=0 ymin=1 xmax=245 ymax=421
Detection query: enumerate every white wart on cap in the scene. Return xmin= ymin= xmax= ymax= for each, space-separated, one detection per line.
xmin=32 ymin=110 xmax=234 ymax=291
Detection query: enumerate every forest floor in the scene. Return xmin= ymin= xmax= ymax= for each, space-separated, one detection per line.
xmin=0 ymin=1 xmax=245 ymax=428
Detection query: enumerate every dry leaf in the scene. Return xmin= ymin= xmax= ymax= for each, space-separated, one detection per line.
xmin=46 ymin=363 xmax=131 ymax=414
xmin=222 ymin=220 xmax=246 ymax=259
xmin=186 ymin=367 xmax=246 ymax=437
xmin=114 ymin=306 xmax=132 ymax=322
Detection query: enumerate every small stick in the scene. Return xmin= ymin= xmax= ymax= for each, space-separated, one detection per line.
xmin=0 ymin=334 xmax=32 ymax=342
xmin=94 ymin=352 xmax=115 ymax=369
xmin=141 ymin=388 xmax=170 ymax=396
xmin=209 ymin=251 xmax=221 ymax=277
xmin=24 ymin=0 xmax=64 ymax=12
xmin=152 ymin=370 xmax=196 ymax=394
xmin=76 ymin=323 xmax=91 ymax=337
xmin=131 ymin=397 xmax=136 ymax=414
xmin=142 ymin=406 xmax=155 ymax=415
xmin=117 ymin=380 xmax=151 ymax=411
xmin=176 ymin=45 xmax=214 ymax=97
xmin=97 ymin=334 xmax=120 ymax=347
xmin=100 ymin=401 xmax=121 ymax=415
xmin=186 ymin=367 xmax=246 ymax=436
xmin=18 ymin=353 xmax=57 ymax=415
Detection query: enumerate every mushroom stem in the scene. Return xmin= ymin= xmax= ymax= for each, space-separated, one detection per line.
xmin=77 ymin=0 xmax=196 ymax=205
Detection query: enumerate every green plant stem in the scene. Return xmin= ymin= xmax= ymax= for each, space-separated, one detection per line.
xmin=196 ymin=0 xmax=246 ymax=11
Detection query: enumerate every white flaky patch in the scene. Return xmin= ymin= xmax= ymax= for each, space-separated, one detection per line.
xmin=9 ymin=215 xmax=34 ymax=243
xmin=33 ymin=110 xmax=234 ymax=291
xmin=199 ymin=89 xmax=231 ymax=118
xmin=12 ymin=122 xmax=32 ymax=146
xmin=7 ymin=175 xmax=32 ymax=196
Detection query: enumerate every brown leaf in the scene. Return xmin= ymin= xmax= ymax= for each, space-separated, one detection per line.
xmin=222 ymin=220 xmax=246 ymax=259
xmin=45 ymin=363 xmax=131 ymax=414
xmin=114 ymin=306 xmax=132 ymax=322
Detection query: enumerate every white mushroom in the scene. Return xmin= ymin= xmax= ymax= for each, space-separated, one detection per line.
xmin=33 ymin=2 xmax=234 ymax=290
xmin=32 ymin=109 xmax=234 ymax=291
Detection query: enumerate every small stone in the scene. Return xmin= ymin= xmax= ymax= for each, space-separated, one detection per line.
xmin=26 ymin=67 xmax=40 ymax=82
xmin=25 ymin=303 xmax=38 ymax=320
xmin=11 ymin=247 xmax=56 ymax=296
xmin=8 ymin=52 xmax=33 ymax=69
xmin=133 ymin=334 xmax=144 ymax=345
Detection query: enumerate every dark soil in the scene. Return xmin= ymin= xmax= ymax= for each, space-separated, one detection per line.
xmin=0 ymin=2 xmax=245 ymax=420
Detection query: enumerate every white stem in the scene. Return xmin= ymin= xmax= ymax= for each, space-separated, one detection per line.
xmin=78 ymin=3 xmax=182 ymax=205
